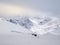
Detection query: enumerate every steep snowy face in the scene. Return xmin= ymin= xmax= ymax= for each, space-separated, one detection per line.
xmin=4 ymin=16 xmax=34 ymax=29
xmin=0 ymin=17 xmax=32 ymax=35
xmin=3 ymin=15 xmax=60 ymax=35
xmin=28 ymin=16 xmax=60 ymax=35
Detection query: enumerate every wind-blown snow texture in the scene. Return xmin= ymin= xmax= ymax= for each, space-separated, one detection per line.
xmin=2 ymin=15 xmax=60 ymax=35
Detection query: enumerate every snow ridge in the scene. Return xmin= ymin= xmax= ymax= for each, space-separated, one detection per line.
xmin=1 ymin=15 xmax=60 ymax=35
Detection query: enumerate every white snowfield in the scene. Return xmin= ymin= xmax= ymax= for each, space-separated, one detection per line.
xmin=29 ymin=16 xmax=60 ymax=35
xmin=0 ymin=18 xmax=32 ymax=35
xmin=0 ymin=15 xmax=60 ymax=35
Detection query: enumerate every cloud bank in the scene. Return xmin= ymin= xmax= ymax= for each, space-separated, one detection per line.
xmin=0 ymin=2 xmax=39 ymax=17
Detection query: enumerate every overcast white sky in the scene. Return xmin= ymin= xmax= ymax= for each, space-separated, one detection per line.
xmin=0 ymin=0 xmax=60 ymax=17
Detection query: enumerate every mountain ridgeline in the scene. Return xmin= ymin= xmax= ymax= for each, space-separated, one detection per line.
xmin=3 ymin=16 xmax=60 ymax=35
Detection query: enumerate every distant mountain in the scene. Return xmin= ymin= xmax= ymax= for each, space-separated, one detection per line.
xmin=4 ymin=16 xmax=52 ymax=29
xmin=1 ymin=15 xmax=60 ymax=35
xmin=0 ymin=18 xmax=32 ymax=35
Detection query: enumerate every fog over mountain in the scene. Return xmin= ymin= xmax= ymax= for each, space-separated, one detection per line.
xmin=0 ymin=1 xmax=60 ymax=45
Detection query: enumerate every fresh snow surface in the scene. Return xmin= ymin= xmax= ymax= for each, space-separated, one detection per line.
xmin=0 ymin=18 xmax=32 ymax=35
xmin=1 ymin=15 xmax=60 ymax=35
xmin=0 ymin=20 xmax=60 ymax=45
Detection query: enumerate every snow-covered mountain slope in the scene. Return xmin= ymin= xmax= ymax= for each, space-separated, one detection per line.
xmin=0 ymin=18 xmax=32 ymax=35
xmin=1 ymin=15 xmax=60 ymax=35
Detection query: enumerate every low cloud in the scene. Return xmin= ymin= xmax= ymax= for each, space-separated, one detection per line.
xmin=0 ymin=2 xmax=38 ymax=17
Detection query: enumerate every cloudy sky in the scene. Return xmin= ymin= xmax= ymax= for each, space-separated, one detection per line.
xmin=0 ymin=0 xmax=60 ymax=45
xmin=0 ymin=0 xmax=60 ymax=17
